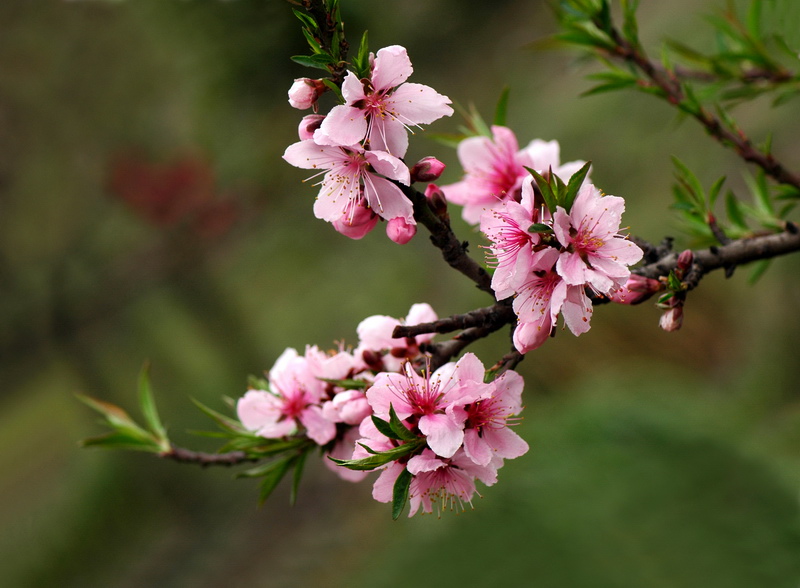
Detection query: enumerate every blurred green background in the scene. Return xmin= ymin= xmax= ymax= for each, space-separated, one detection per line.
xmin=1 ymin=1 xmax=799 ymax=586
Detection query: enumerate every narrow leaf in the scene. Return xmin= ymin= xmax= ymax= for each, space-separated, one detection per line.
xmin=391 ymin=468 xmax=413 ymax=520
xmin=290 ymin=450 xmax=308 ymax=506
xmin=372 ymin=415 xmax=403 ymax=441
xmin=562 ymin=160 xmax=592 ymax=212
xmin=389 ymin=405 xmax=418 ymax=442
xmin=257 ymin=456 xmax=296 ymax=505
xmin=526 ymin=166 xmax=557 ymax=216
xmin=138 ymin=363 xmax=167 ymax=444
xmin=493 ymin=86 xmax=510 ymax=127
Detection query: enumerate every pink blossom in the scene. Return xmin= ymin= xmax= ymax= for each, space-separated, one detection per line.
xmin=313 ymin=45 xmax=453 ymax=157
xmin=442 ymin=126 xmax=586 ymax=224
xmin=355 ymin=302 xmax=437 ymax=372
xmin=405 ymin=449 xmax=499 ymax=517
xmin=480 ymin=176 xmax=546 ymax=299
xmin=322 ymin=390 xmax=371 ymax=426
xmin=283 ymin=140 xmax=414 ymax=231
xmin=236 ymin=348 xmax=336 ymax=445
xmin=553 ymin=182 xmax=643 ymax=294
xmin=463 ymin=370 xmax=529 ymax=466
xmin=608 ymin=274 xmax=662 ymax=304
xmin=297 ymin=114 xmax=325 ymax=140
xmin=366 ymin=353 xmax=486 ymax=458
xmin=288 ymin=78 xmax=325 ymax=110
xmin=386 ymin=216 xmax=417 ymax=244
xmin=410 ymin=156 xmax=446 ymax=183
xmin=510 ymin=248 xmax=593 ymax=353
xmin=330 ymin=199 xmax=378 ymax=239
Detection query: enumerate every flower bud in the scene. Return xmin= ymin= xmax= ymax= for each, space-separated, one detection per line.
xmin=675 ymin=249 xmax=694 ymax=277
xmin=288 ymin=78 xmax=325 ymax=110
xmin=608 ymin=274 xmax=662 ymax=305
xmin=331 ymin=202 xmax=379 ymax=240
xmin=386 ymin=217 xmax=417 ymax=245
xmin=410 ymin=156 xmax=446 ymax=183
xmin=297 ymin=114 xmax=325 ymax=140
xmin=658 ymin=306 xmax=683 ymax=332
xmin=425 ymin=183 xmax=448 ymax=219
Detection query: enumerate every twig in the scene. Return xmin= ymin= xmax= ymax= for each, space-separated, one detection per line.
xmin=161 ymin=445 xmax=259 ymax=468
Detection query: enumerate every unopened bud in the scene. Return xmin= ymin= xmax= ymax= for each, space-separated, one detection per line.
xmin=288 ymin=78 xmax=326 ymax=110
xmin=361 ymin=349 xmax=384 ymax=371
xmin=608 ymin=274 xmax=662 ymax=305
xmin=386 ymin=217 xmax=417 ymax=245
xmin=332 ymin=203 xmax=379 ymax=240
xmin=659 ymin=305 xmax=683 ymax=332
xmin=410 ymin=157 xmax=446 ymax=183
xmin=298 ymin=114 xmax=325 ymax=140
xmin=425 ymin=183 xmax=448 ymax=219
xmin=676 ymin=249 xmax=694 ymax=277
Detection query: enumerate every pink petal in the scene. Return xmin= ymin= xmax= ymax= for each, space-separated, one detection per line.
xmin=300 ymin=405 xmax=337 ymax=445
xmin=313 ymin=105 xmax=368 ymax=148
xmin=372 ymin=45 xmax=413 ymax=90
xmin=372 ymin=462 xmax=405 ymax=503
xmin=482 ymin=426 xmax=529 ymax=460
xmin=386 ymin=83 xmax=453 ymax=125
xmin=282 ymin=140 xmax=344 ymax=170
xmin=361 ymin=174 xmax=414 ymax=222
xmin=341 ymin=71 xmax=366 ymax=104
xmin=364 ymin=150 xmax=410 ymax=184
xmin=463 ymin=428 xmax=493 ymax=466
xmin=419 ymin=412 xmax=464 ymax=458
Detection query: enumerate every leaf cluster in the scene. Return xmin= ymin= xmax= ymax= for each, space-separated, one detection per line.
xmin=78 ymin=364 xmax=171 ymax=454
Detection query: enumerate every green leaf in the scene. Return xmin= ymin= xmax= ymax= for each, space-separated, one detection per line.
xmin=301 ymin=28 xmax=323 ymax=55
xmin=526 ymin=166 xmax=557 ymax=216
xmin=493 ymin=86 xmax=510 ymax=127
xmin=707 ymin=176 xmax=726 ymax=210
xmin=291 ymin=54 xmax=335 ymax=71
xmin=389 ymin=405 xmax=418 ymax=442
xmin=80 ymin=431 xmax=164 ymax=453
xmin=391 ymin=468 xmax=413 ymax=520
xmin=320 ymin=378 xmax=369 ymax=390
xmin=191 ymin=398 xmax=250 ymax=435
xmin=353 ymin=30 xmax=371 ymax=78
xmin=321 ymin=79 xmax=344 ymax=103
xmin=77 ymin=394 xmax=142 ymax=431
xmin=292 ymin=8 xmax=318 ymax=31
xmin=372 ymin=415 xmax=403 ymax=441
xmin=672 ymin=157 xmax=705 ymax=209
xmin=290 ymin=450 xmax=308 ymax=506
xmin=330 ymin=441 xmax=422 ymax=471
xmin=138 ymin=363 xmax=168 ymax=446
xmin=562 ymin=161 xmax=592 ymax=212
xmin=528 ymin=223 xmax=554 ymax=234
xmin=666 ymin=270 xmax=683 ymax=291
xmin=247 ymin=375 xmax=269 ymax=390
xmin=748 ymin=258 xmax=772 ymax=284
xmin=256 ymin=456 xmax=296 ymax=505
xmin=725 ymin=190 xmax=749 ymax=230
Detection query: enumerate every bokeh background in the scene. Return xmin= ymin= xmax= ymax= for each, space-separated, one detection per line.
xmin=2 ymin=1 xmax=800 ymax=586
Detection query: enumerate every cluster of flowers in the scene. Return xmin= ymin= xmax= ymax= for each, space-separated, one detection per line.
xmin=236 ymin=303 xmax=529 ymax=517
xmin=282 ymin=45 xmax=453 ymax=243
xmin=439 ymin=125 xmax=644 ymax=352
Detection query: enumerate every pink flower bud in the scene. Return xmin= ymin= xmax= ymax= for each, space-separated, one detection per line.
xmin=608 ymin=274 xmax=662 ymax=305
xmin=425 ymin=183 xmax=448 ymax=219
xmin=331 ymin=203 xmax=379 ymax=240
xmin=659 ymin=306 xmax=683 ymax=332
xmin=386 ymin=217 xmax=417 ymax=244
xmin=288 ymin=78 xmax=325 ymax=110
xmin=676 ymin=249 xmax=694 ymax=276
xmin=410 ymin=157 xmax=446 ymax=183
xmin=297 ymin=114 xmax=325 ymax=140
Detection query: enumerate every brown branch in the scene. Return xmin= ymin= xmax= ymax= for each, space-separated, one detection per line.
xmin=603 ymin=25 xmax=800 ymax=191
xmin=161 ymin=445 xmax=259 ymax=468
xmin=635 ymin=227 xmax=800 ymax=288
xmin=393 ymin=302 xmax=514 ymax=339
xmin=400 ymin=183 xmax=494 ymax=294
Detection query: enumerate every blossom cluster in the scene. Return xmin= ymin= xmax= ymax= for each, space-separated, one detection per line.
xmin=236 ymin=303 xmax=529 ymax=517
xmin=440 ymin=125 xmax=643 ymax=352
xmin=282 ymin=46 xmax=453 ymax=243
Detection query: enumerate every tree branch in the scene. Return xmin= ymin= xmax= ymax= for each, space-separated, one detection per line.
xmin=161 ymin=445 xmax=259 ymax=468
xmin=401 ymin=183 xmax=494 ymax=294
